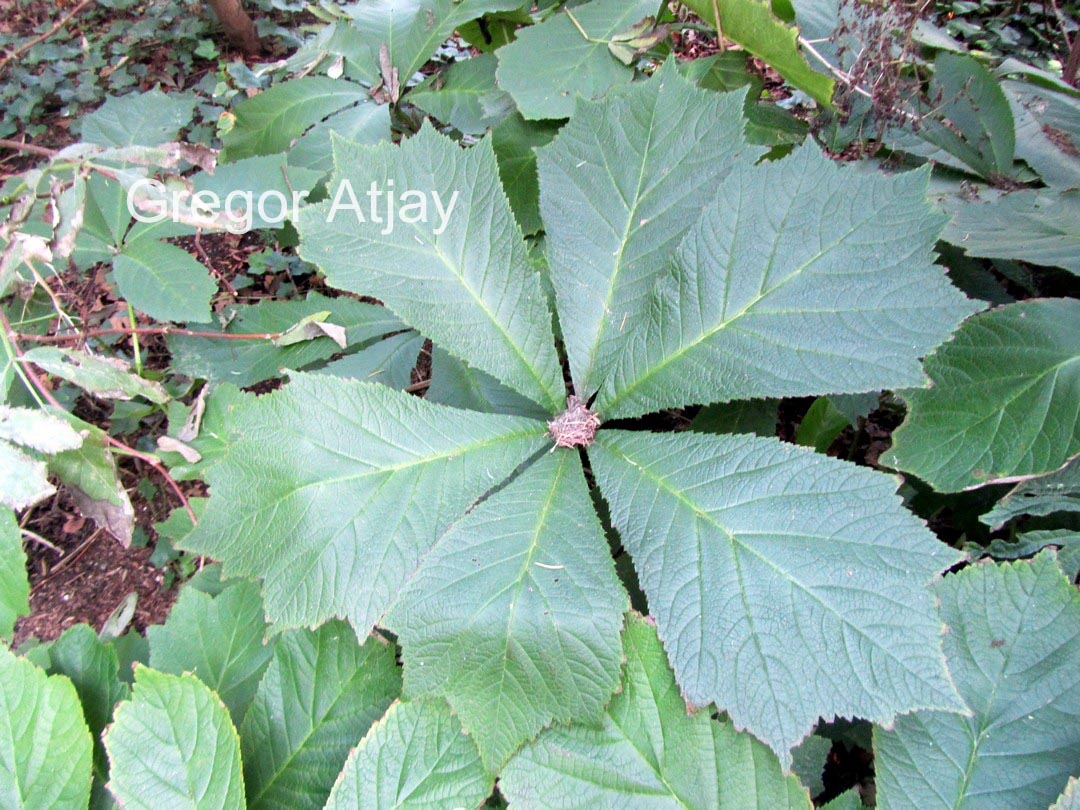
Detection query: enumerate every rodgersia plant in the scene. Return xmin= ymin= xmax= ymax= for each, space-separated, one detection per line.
xmin=175 ymin=62 xmax=990 ymax=800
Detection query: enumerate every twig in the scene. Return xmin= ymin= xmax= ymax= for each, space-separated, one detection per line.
xmin=0 ymin=138 xmax=58 ymax=159
xmin=20 ymin=528 xmax=64 ymax=555
xmin=44 ymin=529 xmax=102 ymax=576
xmin=18 ymin=325 xmax=285 ymax=344
xmin=194 ymin=230 xmax=239 ymax=298
xmin=0 ymin=0 xmax=95 ymax=75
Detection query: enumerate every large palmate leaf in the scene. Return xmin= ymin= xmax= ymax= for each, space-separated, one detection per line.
xmin=495 ymin=0 xmax=661 ymax=121
xmin=388 ymin=451 xmax=627 ymax=772
xmin=241 ymin=622 xmax=400 ymax=809
xmin=346 ymin=0 xmax=522 ymax=88
xmin=682 ymin=0 xmax=834 ymax=107
xmin=875 ymin=552 xmax=1080 ymax=809
xmin=501 ymin=615 xmax=811 ymax=808
xmin=296 ymin=125 xmax=564 ymax=412
xmin=105 ymin=667 xmax=245 ymax=809
xmin=595 ymin=144 xmax=978 ymax=419
xmin=181 ymin=374 xmax=547 ymax=633
xmin=147 ymin=579 xmax=275 ymax=725
xmin=0 ymin=644 xmax=93 ymax=809
xmin=538 ymin=63 xmax=761 ymax=398
xmin=590 ymin=430 xmax=965 ymax=762
xmin=325 ymin=700 xmax=491 ymax=809
xmin=885 ymin=299 xmax=1080 ymax=492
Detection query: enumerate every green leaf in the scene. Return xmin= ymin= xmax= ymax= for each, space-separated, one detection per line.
xmin=975 ymin=529 xmax=1080 ymax=580
xmin=315 ymin=330 xmax=424 ymax=390
xmin=1006 ymin=81 xmax=1080 ymax=190
xmin=691 ymin=398 xmax=779 ymax=436
xmin=791 ymin=734 xmax=831 ymax=798
xmin=159 ymin=385 xmax=248 ymax=481
xmin=0 ymin=507 xmax=29 ymax=640
xmin=220 ymin=77 xmax=379 ymax=163
xmin=0 ymin=440 xmax=53 ymax=509
xmin=538 ymin=62 xmax=760 ymax=398
xmin=81 ymin=89 xmax=195 ymax=148
xmin=425 ymin=345 xmax=550 ymax=419
xmin=167 ymin=294 xmax=403 ymax=388
xmin=324 ymin=699 xmax=492 ymax=810
xmin=981 ymin=457 xmax=1080 ymax=528
xmin=48 ymin=624 xmax=129 ymax=798
xmin=48 ymin=417 xmax=135 ymax=547
xmin=500 ymin=614 xmax=811 ymax=808
xmin=795 ymin=397 xmax=850 ymax=453
xmin=112 ymin=238 xmax=217 ymax=323
xmin=820 ymin=789 xmax=866 ymax=810
xmin=0 ymin=643 xmax=93 ymax=808
xmin=495 ymin=0 xmax=661 ymax=121
xmin=943 ymin=189 xmax=1080 ymax=276
xmin=147 ymin=579 xmax=275 ymax=726
xmin=1052 ymin=778 xmax=1080 ymax=810
xmin=589 ymin=430 xmax=965 ymax=762
xmin=241 ymin=622 xmax=400 ymax=809
xmin=22 ymin=347 xmax=169 ymax=404
xmin=917 ymin=53 xmax=1015 ymax=179
xmin=681 ymin=0 xmax=834 ymax=107
xmin=387 ymin=450 xmax=627 ymax=772
xmin=410 ymin=54 xmax=514 ymax=135
xmin=874 ymin=552 xmax=1080 ymax=809
xmin=104 ymin=666 xmax=245 ymax=809
xmin=346 ymin=0 xmax=523 ymax=90
xmin=490 ymin=113 xmax=561 ymax=236
xmin=296 ymin=125 xmax=564 ymax=412
xmin=884 ymin=299 xmax=1080 ymax=492
xmin=181 ymin=373 xmax=547 ymax=633
xmin=595 ymin=145 xmax=978 ymax=419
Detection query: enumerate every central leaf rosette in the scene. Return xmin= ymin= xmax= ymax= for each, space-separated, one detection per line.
xmin=183 ymin=62 xmax=978 ymax=772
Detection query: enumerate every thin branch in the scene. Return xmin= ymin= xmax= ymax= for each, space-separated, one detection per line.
xmin=0 ymin=138 xmax=58 ymax=159
xmin=18 ymin=325 xmax=284 ymax=344
xmin=0 ymin=0 xmax=95 ymax=75
xmin=194 ymin=230 xmax=239 ymax=298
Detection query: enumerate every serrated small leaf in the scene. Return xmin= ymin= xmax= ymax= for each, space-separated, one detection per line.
xmin=500 ymin=615 xmax=811 ymax=808
xmin=241 ymin=622 xmax=400 ymax=809
xmin=181 ymin=374 xmax=547 ymax=634
xmin=885 ymin=299 xmax=1080 ymax=492
xmin=596 ymin=145 xmax=978 ymax=418
xmin=23 ymin=347 xmax=169 ymax=403
xmin=105 ymin=666 xmax=245 ymax=809
xmin=0 ymin=644 xmax=93 ymax=808
xmin=0 ymin=507 xmax=29 ymax=640
xmin=324 ymin=699 xmax=492 ymax=810
xmin=495 ymin=0 xmax=660 ymax=121
xmin=81 ymin=89 xmax=195 ymax=148
xmin=112 ymin=238 xmax=217 ymax=323
xmin=590 ymin=430 xmax=965 ymax=762
xmin=147 ymin=579 xmax=274 ymax=726
xmin=0 ymin=405 xmax=83 ymax=453
xmin=297 ymin=126 xmax=564 ymax=412
xmin=538 ymin=62 xmax=760 ymax=398
xmin=388 ymin=450 xmax=627 ymax=772
xmin=874 ymin=552 xmax=1080 ymax=809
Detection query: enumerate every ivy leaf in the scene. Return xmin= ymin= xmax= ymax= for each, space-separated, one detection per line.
xmin=874 ymin=552 xmax=1080 ymax=809
xmin=181 ymin=374 xmax=547 ymax=633
xmin=147 ymin=579 xmax=275 ymax=726
xmin=495 ymin=0 xmax=661 ymax=121
xmin=324 ymin=700 xmax=492 ymax=809
xmin=500 ymin=615 xmax=812 ymax=808
xmin=884 ymin=299 xmax=1080 ymax=492
xmin=105 ymin=666 xmax=245 ymax=809
xmin=297 ymin=125 xmax=564 ymax=412
xmin=387 ymin=450 xmax=627 ymax=772
xmin=241 ymin=622 xmax=400 ymax=809
xmin=589 ymin=430 xmax=966 ymax=763
xmin=0 ymin=644 xmax=93 ymax=808
xmin=537 ymin=62 xmax=760 ymax=398
xmin=0 ymin=508 xmax=28 ymax=639
xmin=681 ymin=0 xmax=834 ymax=107
xmin=595 ymin=145 xmax=978 ymax=419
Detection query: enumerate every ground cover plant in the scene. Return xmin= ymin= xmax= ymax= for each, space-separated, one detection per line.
xmin=0 ymin=0 xmax=1078 ymax=807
